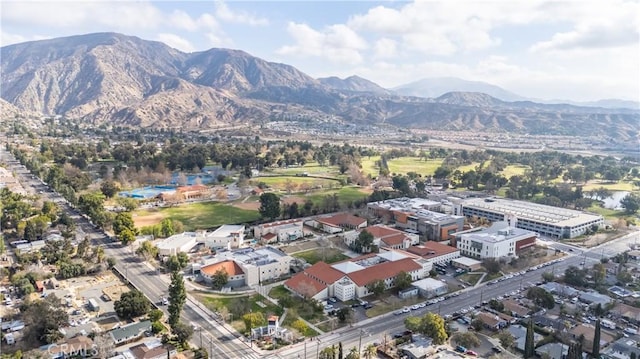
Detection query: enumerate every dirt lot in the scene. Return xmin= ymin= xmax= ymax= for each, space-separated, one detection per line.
xmin=233 ymin=201 xmax=261 ymax=210
xmin=133 ymin=212 xmax=164 ymax=227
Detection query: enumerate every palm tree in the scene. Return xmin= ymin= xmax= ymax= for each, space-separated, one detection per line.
xmin=320 ymin=345 xmax=337 ymax=359
xmin=346 ymin=346 xmax=360 ymax=359
xmin=363 ymin=344 xmax=377 ymax=359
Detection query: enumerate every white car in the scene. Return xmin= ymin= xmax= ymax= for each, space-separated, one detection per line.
xmin=402 ymin=307 xmax=411 ymax=313
xmin=161 ymin=297 xmax=169 ymax=305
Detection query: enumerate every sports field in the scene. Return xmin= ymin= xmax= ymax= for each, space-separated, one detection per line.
xmin=250 ymin=176 xmax=341 ymax=191
xmin=386 ymin=157 xmax=444 ymax=176
xmin=133 ymin=202 xmax=260 ymax=231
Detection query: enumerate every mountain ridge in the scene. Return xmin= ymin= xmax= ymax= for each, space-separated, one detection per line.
xmin=1 ymin=32 xmax=638 ymax=142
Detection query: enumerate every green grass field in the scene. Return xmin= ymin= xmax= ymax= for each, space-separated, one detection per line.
xmin=250 ymin=176 xmax=340 ymax=191
xmin=361 ymin=156 xmax=381 ymax=177
xmin=198 ymin=294 xmax=283 ymax=317
xmin=267 ymin=162 xmax=341 ymax=177
xmin=386 ymin=157 xmax=444 ymax=176
xmin=305 ymin=186 xmax=370 ymax=206
xmin=500 ymin=165 xmax=529 ymax=178
xmin=582 ymin=181 xmax=637 ymax=192
xmin=134 ymin=202 xmax=260 ymax=231
xmin=456 ymin=162 xmax=482 ymax=173
xmin=292 ymin=248 xmax=349 ymax=264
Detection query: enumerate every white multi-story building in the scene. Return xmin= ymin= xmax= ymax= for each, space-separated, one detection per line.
xmin=254 ymin=219 xmax=304 ymax=243
xmin=454 ymin=196 xmax=603 ymax=239
xmin=202 ymin=225 xmax=245 ymax=250
xmin=156 ymin=232 xmax=199 ymax=256
xmin=456 ymin=221 xmax=537 ymax=259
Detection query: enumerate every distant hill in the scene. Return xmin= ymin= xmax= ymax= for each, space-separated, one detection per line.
xmin=318 ymin=75 xmax=391 ymax=95
xmin=1 ymin=32 xmax=638 ymax=142
xmin=393 ymin=77 xmax=526 ymax=102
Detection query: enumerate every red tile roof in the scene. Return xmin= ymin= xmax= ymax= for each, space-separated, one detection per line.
xmin=305 ymin=262 xmax=345 ymax=284
xmin=260 ymin=219 xmax=302 ymax=229
xmin=347 ymin=258 xmax=422 ymax=286
xmin=317 ymin=213 xmax=367 ymax=228
xmin=406 ymin=242 xmax=459 ymax=259
xmin=284 ymin=272 xmax=326 ymax=297
xmin=177 ymin=185 xmax=208 ymax=192
xmin=201 ymin=260 xmax=244 ymax=276
xmin=364 ymin=225 xmax=400 ymax=238
xmin=380 ymin=233 xmax=408 ymax=246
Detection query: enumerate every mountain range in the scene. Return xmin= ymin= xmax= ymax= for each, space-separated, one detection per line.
xmin=1 ymin=32 xmax=638 ymax=142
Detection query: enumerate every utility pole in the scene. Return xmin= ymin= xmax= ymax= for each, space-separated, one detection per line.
xmin=316 ymin=339 xmax=320 ymax=359
xmin=358 ymin=329 xmax=363 ymax=355
xmin=304 ymin=340 xmax=307 ymax=359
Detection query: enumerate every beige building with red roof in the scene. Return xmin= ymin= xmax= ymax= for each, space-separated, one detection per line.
xmin=343 ymin=225 xmax=420 ymax=251
xmin=285 ymin=250 xmax=428 ymax=301
xmin=306 ymin=212 xmax=368 ymax=234
xmin=405 ymin=241 xmax=460 ymax=265
xmin=254 ymin=219 xmax=304 ymax=243
xmin=200 ymin=260 xmax=246 ymax=287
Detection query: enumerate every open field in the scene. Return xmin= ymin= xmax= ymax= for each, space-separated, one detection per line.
xmin=305 ymin=186 xmax=370 ymax=206
xmin=250 ymin=176 xmax=340 ymax=191
xmin=386 ymin=157 xmax=444 ymax=176
xmin=133 ymin=202 xmax=260 ymax=230
xmin=586 ymin=204 xmax=630 ymax=220
xmin=292 ymin=248 xmax=350 ymax=265
xmin=456 ymin=162 xmax=482 ymax=172
xmin=500 ymin=165 xmax=529 ymax=178
xmin=266 ymin=162 xmax=341 ymax=176
xmin=361 ymin=156 xmax=381 ymax=177
xmin=582 ymin=180 xmax=637 ymax=192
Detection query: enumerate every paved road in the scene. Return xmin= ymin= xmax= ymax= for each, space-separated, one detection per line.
xmin=0 ymin=147 xmax=262 ymax=359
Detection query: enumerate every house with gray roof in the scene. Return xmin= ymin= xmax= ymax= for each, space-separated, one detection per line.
xmin=603 ymin=338 xmax=640 ymax=359
xmin=579 ymin=291 xmax=613 ymax=307
xmin=536 ymin=342 xmax=569 ymax=359
xmin=109 ymin=320 xmax=151 ymax=346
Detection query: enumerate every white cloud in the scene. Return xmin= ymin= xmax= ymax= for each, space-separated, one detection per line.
xmin=156 ymin=33 xmax=195 ymax=52
xmin=214 ymin=1 xmax=268 ymax=26
xmin=0 ymin=30 xmax=50 ymax=47
xmin=373 ymin=38 xmax=397 ymax=59
xmin=168 ymin=10 xmax=218 ymax=32
xmin=277 ymin=22 xmax=367 ymax=65
xmin=205 ymin=32 xmax=233 ymax=48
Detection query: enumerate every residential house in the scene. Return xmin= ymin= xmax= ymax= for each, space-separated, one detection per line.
xmin=476 ymin=312 xmax=508 ymax=331
xmin=508 ymin=324 xmax=543 ymax=352
xmin=109 ymin=321 xmax=151 ymax=346
xmin=129 ymin=342 xmax=178 ymax=359
xmin=43 ymin=336 xmax=94 ymax=359
xmin=603 ymin=338 xmax=640 ymax=359
xmin=503 ymin=300 xmax=531 ymax=318
xmin=613 ymin=303 xmax=640 ymax=323
xmin=569 ymin=324 xmax=615 ymax=354
xmin=535 ymin=343 xmax=569 ymax=359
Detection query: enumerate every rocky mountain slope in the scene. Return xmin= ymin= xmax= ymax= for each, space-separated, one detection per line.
xmin=1 ymin=32 xmax=638 ymax=141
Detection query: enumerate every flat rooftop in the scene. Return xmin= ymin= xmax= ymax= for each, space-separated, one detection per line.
xmin=369 ymin=197 xmax=463 ymax=222
xmin=156 ymin=232 xmax=198 ymax=250
xmin=216 ymin=246 xmax=288 ymax=266
xmin=211 ymin=224 xmax=244 ymax=237
xmin=462 ymin=197 xmax=603 ymax=227
xmin=462 ymin=221 xmax=536 ymax=243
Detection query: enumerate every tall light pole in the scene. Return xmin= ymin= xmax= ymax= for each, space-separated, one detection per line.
xmin=358 ymin=329 xmax=363 ymax=356
xmin=316 ymin=338 xmax=320 ymax=359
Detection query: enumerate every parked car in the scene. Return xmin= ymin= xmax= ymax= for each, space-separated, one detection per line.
xmin=466 ymin=350 xmax=478 ymax=356
xmin=455 ymin=345 xmax=466 ymax=353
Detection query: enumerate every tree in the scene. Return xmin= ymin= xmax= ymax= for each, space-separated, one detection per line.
xmin=414 ymin=312 xmax=448 ymax=345
xmin=166 ymin=253 xmax=189 ymax=272
xmin=470 ymin=318 xmax=484 ymax=331
xmin=242 ymin=311 xmax=266 ymax=334
xmin=259 ymin=193 xmax=281 ymax=220
xmin=21 ymin=295 xmax=69 ymax=345
xmin=488 ymin=299 xmax=505 ymax=312
xmin=100 ymin=180 xmax=120 ymax=198
xmin=564 ymin=266 xmax=587 ymax=287
xmin=541 ymin=271 xmax=555 ymax=283
xmin=211 ymin=268 xmax=229 ymax=290
xmin=339 ymin=342 xmax=343 ymax=359
xmin=592 ymin=263 xmax=606 ymax=285
xmin=336 ymin=307 xmax=353 ymax=323
xmin=320 ymin=345 xmax=337 ymax=359
xmin=168 ymin=270 xmax=186 ymax=327
xmin=363 ymin=344 xmax=377 ymax=359
xmin=620 ymin=193 xmax=640 ymax=214
xmin=160 ymin=218 xmax=175 ymax=238
xmin=395 ymin=271 xmax=413 ymax=290
xmin=114 ymin=290 xmax=150 ymax=319
xmin=136 ymin=240 xmax=158 ymax=261
xmin=497 ymin=330 xmax=515 ymax=349
xmin=482 ymin=258 xmax=502 ymax=275
xmin=592 ymin=319 xmax=601 ymax=359
xmin=113 ymin=212 xmax=137 ymax=237
xmin=118 ymin=228 xmax=136 ymax=245
xmin=172 ymin=322 xmax=193 ymax=345
xmin=452 ymin=332 xmax=481 ymax=348
xmin=352 ymin=230 xmax=374 ymax=254
xmin=366 ymin=279 xmax=386 ymax=296
xmin=526 ymin=287 xmax=555 ymax=309
xmin=524 ymin=319 xmax=535 ymax=358
xmin=631 ymin=352 xmax=637 ymax=359
xmin=617 ymin=270 xmax=633 ymax=285
xmin=346 ymin=346 xmax=360 ymax=359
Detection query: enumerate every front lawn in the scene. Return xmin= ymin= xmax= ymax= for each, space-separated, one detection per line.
xmin=292 ymin=248 xmax=349 ymax=265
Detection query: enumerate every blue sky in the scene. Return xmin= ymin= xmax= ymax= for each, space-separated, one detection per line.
xmin=1 ymin=0 xmax=638 ymax=102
